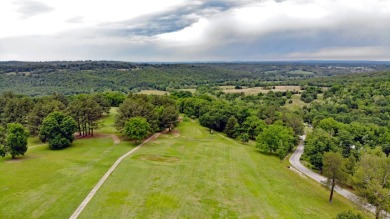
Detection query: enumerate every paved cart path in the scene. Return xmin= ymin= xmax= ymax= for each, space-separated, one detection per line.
xmin=289 ymin=135 xmax=390 ymax=218
xmin=69 ymin=131 xmax=164 ymax=219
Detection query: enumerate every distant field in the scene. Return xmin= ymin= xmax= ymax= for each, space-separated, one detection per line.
xmin=221 ymin=86 xmax=301 ymax=95
xmin=80 ymin=120 xmax=365 ymax=219
xmin=138 ymin=90 xmax=169 ymax=95
xmin=288 ymin=70 xmax=314 ymax=75
xmin=178 ymin=88 xmax=197 ymax=93
xmin=284 ymin=94 xmax=308 ymax=111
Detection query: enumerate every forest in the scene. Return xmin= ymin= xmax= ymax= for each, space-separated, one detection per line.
xmin=0 ymin=61 xmax=389 ymax=96
xmin=0 ymin=62 xmax=389 ymax=218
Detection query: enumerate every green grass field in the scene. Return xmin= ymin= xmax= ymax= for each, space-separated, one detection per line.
xmin=80 ymin=120 xmax=366 ymax=219
xmin=221 ymin=86 xmax=302 ymax=95
xmin=0 ymin=137 xmax=135 ymax=218
xmin=96 ymin=107 xmax=119 ymax=134
xmin=138 ymin=90 xmax=169 ymax=95
xmin=0 ymin=110 xmax=369 ymax=218
xmin=284 ymin=94 xmax=308 ymax=111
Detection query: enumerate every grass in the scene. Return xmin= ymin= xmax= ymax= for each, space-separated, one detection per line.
xmin=80 ymin=120 xmax=368 ymax=219
xmin=288 ymin=70 xmax=314 ymax=75
xmin=178 ymin=88 xmax=197 ymax=93
xmin=96 ymin=107 xmax=119 ymax=134
xmin=284 ymin=94 xmax=308 ymax=111
xmin=0 ymin=128 xmax=134 ymax=218
xmin=138 ymin=90 xmax=169 ymax=95
xmin=221 ymin=86 xmax=302 ymax=95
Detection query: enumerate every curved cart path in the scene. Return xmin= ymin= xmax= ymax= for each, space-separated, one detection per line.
xmin=69 ymin=131 xmax=165 ymax=219
xmin=289 ymin=135 xmax=389 ymax=218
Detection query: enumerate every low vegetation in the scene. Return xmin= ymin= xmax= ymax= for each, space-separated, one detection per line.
xmin=79 ymin=120 xmax=363 ymax=218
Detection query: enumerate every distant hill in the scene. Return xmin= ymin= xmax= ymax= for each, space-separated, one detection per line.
xmin=0 ymin=61 xmax=389 ymax=96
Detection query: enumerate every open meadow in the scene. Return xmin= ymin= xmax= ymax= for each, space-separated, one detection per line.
xmin=80 ymin=119 xmax=366 ymax=219
xmin=221 ymin=86 xmax=302 ymax=95
xmin=0 ymin=108 xmax=371 ymax=218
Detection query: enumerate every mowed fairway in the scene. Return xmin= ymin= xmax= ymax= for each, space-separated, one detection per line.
xmin=80 ymin=120 xmax=362 ymax=219
xmin=0 ymin=137 xmax=134 ymax=218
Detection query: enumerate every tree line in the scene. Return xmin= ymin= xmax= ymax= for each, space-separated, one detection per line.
xmin=0 ymin=92 xmax=126 ymax=158
xmin=173 ymin=90 xmax=302 ymax=159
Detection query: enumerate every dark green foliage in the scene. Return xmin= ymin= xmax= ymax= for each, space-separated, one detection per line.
xmin=256 ymin=124 xmax=296 ymax=159
xmin=5 ymin=123 xmax=29 ymax=159
xmin=171 ymin=90 xmax=192 ymax=98
xmin=102 ymin=92 xmax=126 ymax=107
xmin=1 ymin=61 xmax=387 ymax=96
xmin=67 ymin=95 xmax=103 ymax=137
xmin=323 ymin=152 xmax=347 ymax=203
xmin=300 ymin=86 xmax=321 ymax=103
xmin=28 ymin=97 xmax=66 ymax=135
xmin=304 ymin=128 xmax=338 ymax=170
xmin=124 ymin=117 xmax=150 ymax=141
xmin=39 ymin=112 xmax=77 ymax=150
xmin=116 ymin=94 xmax=178 ymax=133
xmin=0 ymin=126 xmax=6 ymax=157
xmin=240 ymin=133 xmax=249 ymax=143
xmin=159 ymin=105 xmax=179 ymax=131
xmin=282 ymin=112 xmax=304 ymax=135
xmin=242 ymin=116 xmax=266 ymax=140
xmin=334 ymin=211 xmax=365 ymax=219
xmin=353 ymin=153 xmax=390 ymax=219
xmin=0 ymin=93 xmax=33 ymax=126
xmin=199 ymin=112 xmax=220 ymax=133
xmin=303 ymin=74 xmax=390 ymax=127
xmin=224 ymin=116 xmax=239 ymax=138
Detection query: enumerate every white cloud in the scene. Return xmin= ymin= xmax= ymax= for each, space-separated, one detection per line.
xmin=0 ymin=0 xmax=389 ymax=61
xmin=288 ymin=47 xmax=390 ymax=61
xmin=0 ymin=0 xmax=188 ymax=38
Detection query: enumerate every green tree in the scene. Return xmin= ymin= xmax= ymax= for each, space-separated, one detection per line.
xmin=323 ymin=152 xmax=347 ymax=203
xmin=224 ymin=116 xmax=238 ymax=138
xmin=5 ymin=123 xmax=29 ymax=159
xmin=353 ymin=152 xmax=390 ymax=219
xmin=199 ymin=112 xmax=220 ymax=133
xmin=256 ymin=124 xmax=295 ymax=159
xmin=0 ymin=126 xmax=6 ymax=157
xmin=0 ymin=95 xmax=33 ymax=126
xmin=28 ymin=98 xmax=65 ymax=135
xmin=334 ymin=210 xmax=365 ymax=219
xmin=304 ymin=128 xmax=338 ymax=170
xmin=124 ymin=117 xmax=151 ymax=142
xmin=283 ymin=112 xmax=304 ymax=135
xmin=317 ymin=118 xmax=341 ymax=136
xmin=240 ymin=133 xmax=249 ymax=143
xmin=67 ymin=96 xmax=103 ymax=136
xmin=39 ymin=112 xmax=78 ymax=150
xmin=160 ymin=106 xmax=179 ymax=131
xmin=242 ymin=116 xmax=266 ymax=139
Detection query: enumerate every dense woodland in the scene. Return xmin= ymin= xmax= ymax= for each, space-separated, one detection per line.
xmin=0 ymin=62 xmax=389 ymax=218
xmin=0 ymin=61 xmax=389 ymax=96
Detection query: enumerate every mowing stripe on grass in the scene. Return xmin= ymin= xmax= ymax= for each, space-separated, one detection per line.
xmin=69 ymin=131 xmax=164 ymax=219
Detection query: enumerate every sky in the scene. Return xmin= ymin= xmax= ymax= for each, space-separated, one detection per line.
xmin=0 ymin=0 xmax=389 ymax=62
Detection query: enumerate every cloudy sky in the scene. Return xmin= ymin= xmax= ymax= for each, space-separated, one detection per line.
xmin=0 ymin=0 xmax=389 ymax=61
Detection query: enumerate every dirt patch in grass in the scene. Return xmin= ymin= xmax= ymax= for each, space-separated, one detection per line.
xmin=169 ymin=129 xmax=180 ymax=137
xmin=133 ymin=154 xmax=180 ymax=163
xmin=75 ymin=133 xmax=121 ymax=144
xmin=4 ymin=155 xmax=36 ymax=163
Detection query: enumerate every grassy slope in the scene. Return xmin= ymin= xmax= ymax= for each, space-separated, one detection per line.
xmin=0 ymin=109 xmax=135 ymax=218
xmin=0 ymin=139 xmax=133 ymax=218
xmin=80 ymin=120 xmax=365 ymax=219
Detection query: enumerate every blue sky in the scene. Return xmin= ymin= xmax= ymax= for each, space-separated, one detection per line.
xmin=0 ymin=0 xmax=389 ymax=61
